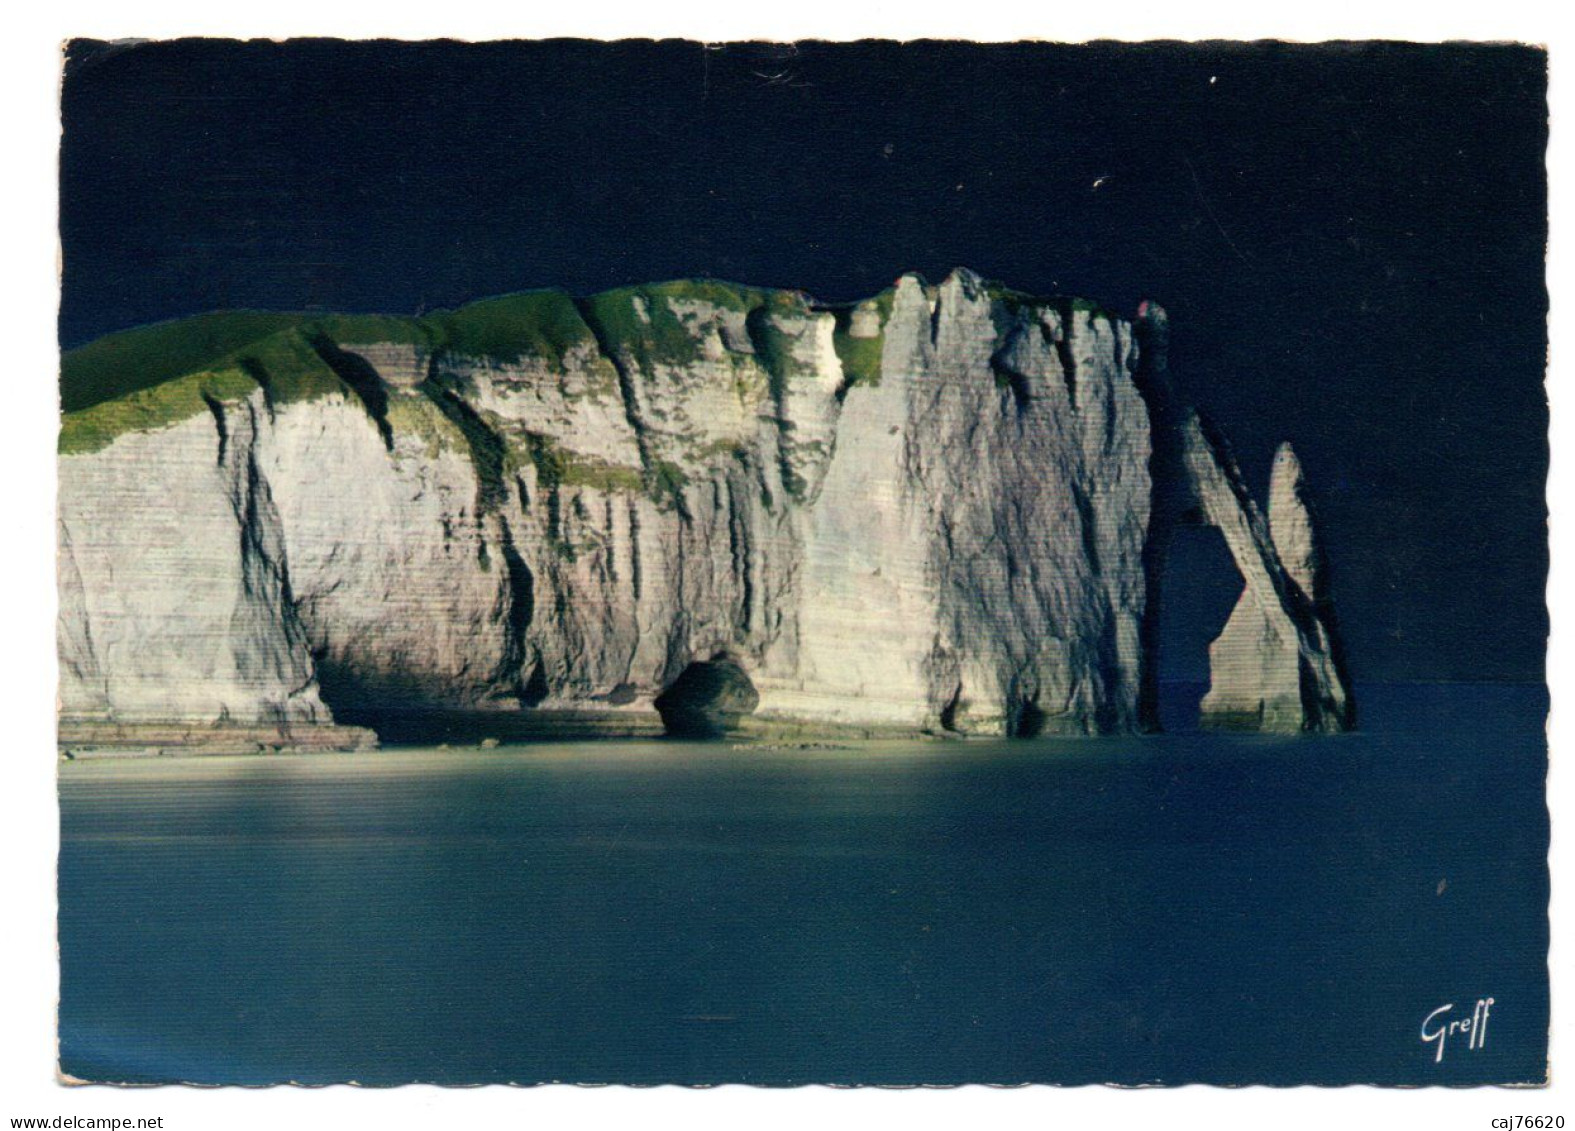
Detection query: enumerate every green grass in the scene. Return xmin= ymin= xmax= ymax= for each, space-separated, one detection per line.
xmin=507 ymin=430 xmax=645 ymax=496
xmin=59 ymin=275 xmax=1123 ymax=458
xmin=311 ymin=313 xmax=437 ymax=349
xmin=745 ymin=293 xmax=814 ymax=397
xmin=829 ymin=288 xmax=894 ymax=389
xmin=59 ymin=365 xmax=259 ymax=455
xmin=240 ymin=330 xmax=348 ymax=404
xmin=60 ymin=311 xmax=312 ymax=414
xmin=578 ymin=279 xmax=771 ymax=373
xmin=1064 ymin=295 xmax=1117 ymax=319
xmin=564 ymin=459 xmax=645 ymax=493
xmin=60 ymin=290 xmax=599 ymax=417
xmin=982 ymin=280 xmax=1035 ymax=312
xmin=58 ymin=326 xmax=352 ymax=455
xmin=647 ymin=459 xmax=690 ymax=510
xmin=385 ymin=392 xmax=467 ymax=460
xmin=425 ymin=290 xmax=596 ymax=366
xmin=982 ymin=281 xmax=1115 ymax=321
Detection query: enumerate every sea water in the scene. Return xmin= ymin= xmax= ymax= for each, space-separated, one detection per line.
xmin=57 ymin=683 xmax=1548 ymax=1085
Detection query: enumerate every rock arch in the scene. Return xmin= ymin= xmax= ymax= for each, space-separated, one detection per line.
xmin=1146 ymin=418 xmax=1353 ymax=733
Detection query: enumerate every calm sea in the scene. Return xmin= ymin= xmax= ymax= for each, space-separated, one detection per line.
xmin=57 ymin=683 xmax=1549 ymax=1086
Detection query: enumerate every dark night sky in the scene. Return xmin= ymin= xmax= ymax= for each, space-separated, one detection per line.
xmin=58 ymin=38 xmax=1548 ymax=684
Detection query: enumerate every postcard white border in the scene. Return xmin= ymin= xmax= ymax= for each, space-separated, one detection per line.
xmin=1 ymin=3 xmax=1565 ymax=1129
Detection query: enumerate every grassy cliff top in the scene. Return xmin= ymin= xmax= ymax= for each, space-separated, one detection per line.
xmin=61 ymin=280 xmax=799 ymax=416
xmin=59 ymin=326 xmax=352 ymax=455
xmin=61 ymin=311 xmax=314 ymax=415
xmin=60 ymin=273 xmax=1121 ymax=453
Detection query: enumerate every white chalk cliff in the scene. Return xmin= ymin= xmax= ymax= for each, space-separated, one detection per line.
xmin=56 ymin=269 xmax=1355 ymax=747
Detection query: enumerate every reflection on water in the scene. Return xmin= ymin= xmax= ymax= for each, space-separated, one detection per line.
xmin=58 ymin=684 xmax=1548 ymax=1085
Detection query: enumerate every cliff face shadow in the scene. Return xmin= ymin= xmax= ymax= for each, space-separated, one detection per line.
xmin=315 ymin=659 xmax=767 ymax=746
xmin=321 ymin=704 xmax=667 ymax=747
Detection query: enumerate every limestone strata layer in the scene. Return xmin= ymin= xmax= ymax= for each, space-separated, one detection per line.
xmin=57 ymin=268 xmax=1355 ymax=745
